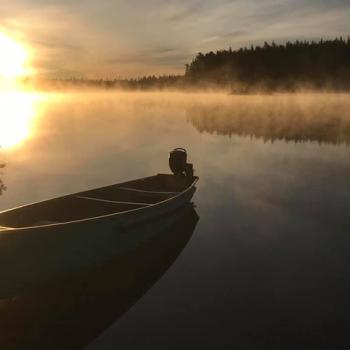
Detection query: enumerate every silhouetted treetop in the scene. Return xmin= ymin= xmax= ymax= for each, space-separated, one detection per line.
xmin=185 ymin=37 xmax=350 ymax=91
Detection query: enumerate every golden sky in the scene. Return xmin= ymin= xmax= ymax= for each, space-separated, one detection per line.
xmin=1 ymin=0 xmax=349 ymax=78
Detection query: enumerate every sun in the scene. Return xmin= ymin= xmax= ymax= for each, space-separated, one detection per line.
xmin=0 ymin=33 xmax=28 ymax=79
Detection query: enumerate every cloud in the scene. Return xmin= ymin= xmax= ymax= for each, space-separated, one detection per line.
xmin=248 ymin=0 xmax=350 ymax=24
xmin=107 ymin=46 xmax=191 ymax=67
xmin=166 ymin=1 xmax=204 ymax=22
xmin=0 ymin=0 xmax=349 ymax=77
xmin=201 ymin=30 xmax=248 ymax=45
xmin=222 ymin=30 xmax=248 ymax=39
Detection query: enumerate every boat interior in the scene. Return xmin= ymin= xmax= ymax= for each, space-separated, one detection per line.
xmin=0 ymin=174 xmax=195 ymax=229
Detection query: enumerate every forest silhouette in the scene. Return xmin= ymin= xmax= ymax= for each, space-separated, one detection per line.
xmin=31 ymin=37 xmax=350 ymax=92
xmin=186 ymin=37 xmax=350 ymax=91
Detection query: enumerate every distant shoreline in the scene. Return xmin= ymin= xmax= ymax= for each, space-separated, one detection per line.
xmin=18 ymin=37 xmax=350 ymax=94
xmin=17 ymin=80 xmax=350 ymax=95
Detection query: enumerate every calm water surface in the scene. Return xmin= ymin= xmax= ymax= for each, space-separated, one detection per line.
xmin=1 ymin=92 xmax=350 ymax=349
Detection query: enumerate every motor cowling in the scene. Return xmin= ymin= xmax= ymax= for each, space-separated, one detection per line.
xmin=169 ymin=148 xmax=194 ymax=177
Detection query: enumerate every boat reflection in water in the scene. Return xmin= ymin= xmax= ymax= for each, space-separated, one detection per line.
xmin=0 ymin=203 xmax=198 ymax=349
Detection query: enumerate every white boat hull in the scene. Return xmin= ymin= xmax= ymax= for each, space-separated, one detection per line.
xmin=0 ymin=178 xmax=197 ymax=298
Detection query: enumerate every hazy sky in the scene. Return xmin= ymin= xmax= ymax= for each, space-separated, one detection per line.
xmin=1 ymin=0 xmax=349 ymax=78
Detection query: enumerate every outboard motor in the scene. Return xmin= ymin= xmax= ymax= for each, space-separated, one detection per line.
xmin=169 ymin=148 xmax=194 ymax=177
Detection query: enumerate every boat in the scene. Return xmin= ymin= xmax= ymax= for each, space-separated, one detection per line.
xmin=0 ymin=204 xmax=198 ymax=349
xmin=0 ymin=148 xmax=198 ymax=298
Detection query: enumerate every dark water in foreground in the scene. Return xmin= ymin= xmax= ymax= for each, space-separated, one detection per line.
xmin=0 ymin=92 xmax=350 ymax=349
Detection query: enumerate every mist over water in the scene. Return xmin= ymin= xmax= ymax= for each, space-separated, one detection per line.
xmin=1 ymin=91 xmax=349 ymax=209
xmin=189 ymin=93 xmax=350 ymax=144
xmin=1 ymin=91 xmax=350 ymax=349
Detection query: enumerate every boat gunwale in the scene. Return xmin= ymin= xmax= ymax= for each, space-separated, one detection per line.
xmin=0 ymin=175 xmax=198 ymax=233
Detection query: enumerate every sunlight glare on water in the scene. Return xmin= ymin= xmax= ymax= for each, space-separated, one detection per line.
xmin=0 ymin=92 xmax=41 ymax=148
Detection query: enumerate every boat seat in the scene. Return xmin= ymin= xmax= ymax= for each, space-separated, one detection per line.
xmin=34 ymin=220 xmax=58 ymax=226
xmin=117 ymin=187 xmax=179 ymax=195
xmin=75 ymin=195 xmax=151 ymax=207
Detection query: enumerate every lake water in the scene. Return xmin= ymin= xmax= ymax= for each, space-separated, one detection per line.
xmin=1 ymin=92 xmax=350 ymax=349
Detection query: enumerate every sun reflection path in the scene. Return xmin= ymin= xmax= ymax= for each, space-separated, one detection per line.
xmin=0 ymin=92 xmax=40 ymax=148
xmin=0 ymin=32 xmax=39 ymax=148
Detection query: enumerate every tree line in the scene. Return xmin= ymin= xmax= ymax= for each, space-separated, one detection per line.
xmin=185 ymin=37 xmax=350 ymax=91
xmin=30 ymin=37 xmax=350 ymax=92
